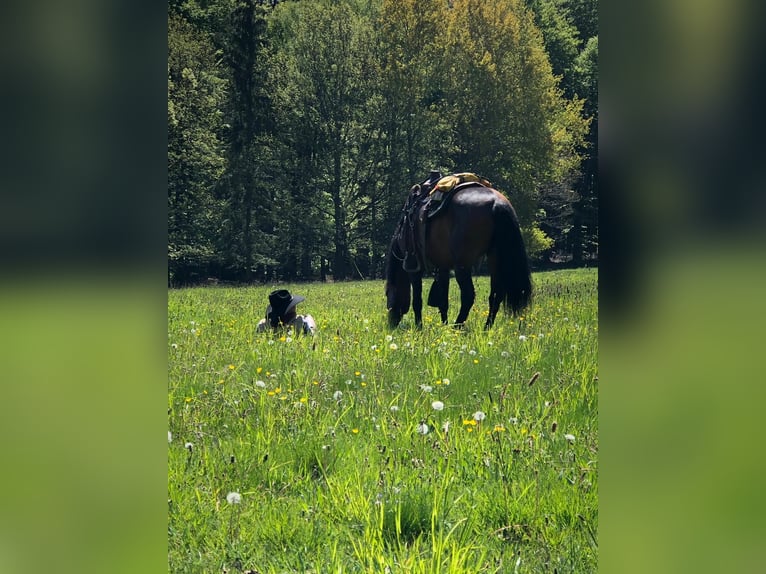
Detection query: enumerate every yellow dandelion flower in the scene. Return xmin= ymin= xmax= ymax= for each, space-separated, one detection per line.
xmin=473 ymin=359 xmax=479 ymax=364
xmin=257 ymin=367 xmax=263 ymax=374
xmin=352 ymin=428 xmax=359 ymax=434
xmin=466 ymin=427 xmax=474 ymax=433
xmin=228 ymin=364 xmax=236 ymax=370
xmin=279 ymin=336 xmax=286 ymax=342
xmin=267 ymin=391 xmax=275 ymax=396
xmin=355 ymin=371 xmax=361 ymax=376
xmin=184 ymin=397 xmax=193 ymax=403
xmin=279 ymin=396 xmax=287 ymax=401
xmin=274 ymin=387 xmax=281 ymax=394
xmin=463 ymin=419 xmax=478 ymax=426
xmin=312 ymin=381 xmax=319 ymax=386
xmin=521 ymin=427 xmax=528 ymax=435
xmin=361 ymin=382 xmax=367 ymax=387
xmin=493 ymin=425 xmax=506 ymax=432
xmin=299 ymin=397 xmax=308 ymax=403
xmin=218 ymin=379 xmax=225 ymax=385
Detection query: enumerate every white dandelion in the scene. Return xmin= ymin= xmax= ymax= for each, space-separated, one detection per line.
xmin=333 ymin=390 xmax=343 ymax=401
xmin=564 ymin=433 xmax=576 ymax=443
xmin=184 ymin=442 xmax=194 ymax=451
xmin=390 ymin=405 xmax=399 ymax=413
xmin=519 ymin=335 xmax=527 ymax=341
xmin=431 ymin=400 xmax=445 ymax=411
xmin=389 ymin=343 xmax=398 ymax=350
xmin=226 ymin=491 xmax=242 ymax=505
xmin=420 ymin=384 xmax=433 ymax=393
xmin=473 ymin=411 xmax=486 ymax=422
xmin=416 ymin=422 xmax=429 ymax=435
xmin=255 ymin=380 xmax=266 ymax=388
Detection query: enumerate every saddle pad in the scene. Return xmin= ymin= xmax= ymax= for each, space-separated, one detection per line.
xmin=431 ymin=172 xmax=491 ymax=195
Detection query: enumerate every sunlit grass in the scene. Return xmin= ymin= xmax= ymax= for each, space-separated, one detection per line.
xmin=168 ymin=268 xmax=597 ymax=572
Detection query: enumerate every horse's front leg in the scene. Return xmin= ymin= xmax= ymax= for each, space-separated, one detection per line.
xmin=428 ymin=269 xmax=450 ymax=324
xmin=453 ymin=267 xmax=475 ymax=326
xmin=411 ymin=272 xmax=424 ymax=328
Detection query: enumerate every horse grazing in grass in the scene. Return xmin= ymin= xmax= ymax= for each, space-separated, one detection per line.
xmin=385 ymin=178 xmax=532 ymax=329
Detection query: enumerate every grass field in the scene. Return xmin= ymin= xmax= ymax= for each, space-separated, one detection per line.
xmin=168 ymin=268 xmax=597 ymax=573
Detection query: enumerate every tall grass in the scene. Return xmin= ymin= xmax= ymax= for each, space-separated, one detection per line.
xmin=168 ymin=268 xmax=597 ymax=573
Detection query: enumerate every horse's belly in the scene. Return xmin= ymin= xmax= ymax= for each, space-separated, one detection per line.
xmin=426 ymin=214 xmax=493 ymax=268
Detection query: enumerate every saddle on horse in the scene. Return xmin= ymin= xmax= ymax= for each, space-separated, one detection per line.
xmin=394 ymin=172 xmax=492 ymax=274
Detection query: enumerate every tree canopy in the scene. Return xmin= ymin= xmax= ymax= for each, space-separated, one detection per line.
xmin=168 ymin=0 xmax=598 ymax=284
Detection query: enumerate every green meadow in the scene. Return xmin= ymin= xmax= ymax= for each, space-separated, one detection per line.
xmin=168 ymin=268 xmax=597 ymax=573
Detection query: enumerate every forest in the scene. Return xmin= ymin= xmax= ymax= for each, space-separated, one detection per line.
xmin=168 ymin=0 xmax=597 ymax=285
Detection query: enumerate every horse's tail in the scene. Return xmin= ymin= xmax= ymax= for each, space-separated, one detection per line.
xmin=493 ymin=200 xmax=533 ymax=315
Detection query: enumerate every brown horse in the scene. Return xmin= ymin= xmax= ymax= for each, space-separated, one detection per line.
xmin=385 ymin=180 xmax=532 ymax=329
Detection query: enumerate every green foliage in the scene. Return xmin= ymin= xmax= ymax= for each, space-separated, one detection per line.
xmin=443 ymin=0 xmax=587 ymax=224
xmin=522 ymin=222 xmax=556 ymax=259
xmin=168 ymin=13 xmax=227 ymax=284
xmin=167 ymin=0 xmax=597 ymax=281
xmin=168 ymin=269 xmax=598 ymax=571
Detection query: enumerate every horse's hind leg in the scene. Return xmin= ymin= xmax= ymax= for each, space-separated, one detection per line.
xmin=453 ymin=267 xmax=475 ymax=326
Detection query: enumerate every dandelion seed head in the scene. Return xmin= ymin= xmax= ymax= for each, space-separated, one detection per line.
xmin=416 ymin=422 xmax=429 ymax=435
xmin=519 ymin=335 xmax=527 ymax=341
xmin=226 ymin=491 xmax=242 ymax=505
xmin=431 ymin=400 xmax=444 ymax=411
xmin=255 ymin=380 xmax=266 ymax=388
xmin=390 ymin=405 xmax=399 ymax=412
xmin=420 ymin=384 xmax=433 ymax=393
xmin=185 ymin=442 xmax=194 ymax=451
xmin=386 ymin=335 xmax=393 ymax=342
xmin=333 ymin=390 xmax=343 ymax=401
xmin=473 ymin=411 xmax=486 ymax=422
xmin=389 ymin=343 xmax=398 ymax=350
xmin=564 ymin=433 xmax=576 ymax=443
